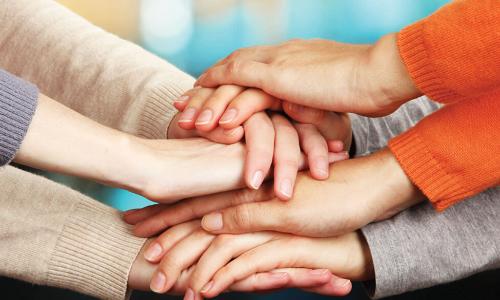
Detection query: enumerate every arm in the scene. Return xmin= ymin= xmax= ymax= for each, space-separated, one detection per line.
xmin=349 ymin=97 xmax=500 ymax=297
xmin=0 ymin=165 xmax=145 ymax=300
xmin=362 ymin=187 xmax=500 ymax=298
xmin=0 ymin=0 xmax=193 ymax=139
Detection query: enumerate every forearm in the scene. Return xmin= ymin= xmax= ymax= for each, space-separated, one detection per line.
xmin=0 ymin=165 xmax=145 ymax=300
xmin=0 ymin=0 xmax=193 ymax=138
xmin=14 ymin=93 xmax=248 ymax=202
xmin=14 ymin=93 xmax=145 ymax=192
xmin=361 ymin=186 xmax=500 ymax=299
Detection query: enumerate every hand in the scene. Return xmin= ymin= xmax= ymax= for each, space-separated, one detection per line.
xmin=128 ymin=237 xmax=351 ymax=296
xmin=125 ymin=149 xmax=423 ymax=237
xmin=191 ymin=231 xmax=372 ymax=299
xmin=132 ymin=221 xmax=354 ymax=299
xmin=195 ymin=34 xmax=421 ymax=117
xmin=170 ymin=85 xmax=352 ymax=198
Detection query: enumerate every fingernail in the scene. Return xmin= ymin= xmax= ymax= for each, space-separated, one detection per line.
xmin=144 ymin=242 xmax=163 ymax=262
xmin=202 ymin=213 xmax=223 ymax=231
xmin=341 ymin=151 xmax=350 ymax=158
xmin=251 ymin=170 xmax=264 ymax=189
xmin=200 ymin=281 xmax=214 ymax=293
xmin=315 ymin=159 xmax=329 ymax=177
xmin=332 ymin=278 xmax=351 ymax=288
xmin=150 ymin=272 xmax=167 ymax=293
xmin=174 ymin=95 xmax=189 ymax=105
xmin=196 ymin=109 xmax=213 ymax=125
xmin=309 ymin=269 xmax=329 ymax=276
xmin=280 ymin=179 xmax=292 ymax=198
xmin=178 ymin=107 xmax=196 ymax=123
xmin=184 ymin=288 xmax=194 ymax=300
xmin=219 ymin=108 xmax=238 ymax=124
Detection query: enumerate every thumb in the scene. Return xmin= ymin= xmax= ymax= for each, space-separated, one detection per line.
xmin=201 ymin=201 xmax=285 ymax=234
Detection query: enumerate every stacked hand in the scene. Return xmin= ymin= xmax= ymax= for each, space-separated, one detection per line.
xmin=169 ymin=84 xmax=352 ymax=199
xmin=123 ymin=33 xmax=424 ymax=299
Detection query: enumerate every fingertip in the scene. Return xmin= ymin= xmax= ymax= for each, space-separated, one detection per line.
xmin=201 ymin=213 xmax=223 ymax=232
xmin=327 ymin=140 xmax=345 ymax=152
xmin=327 ymin=151 xmax=349 ymax=163
xmin=121 ymin=209 xmax=138 ymax=223
xmin=275 ymin=178 xmax=293 ymax=200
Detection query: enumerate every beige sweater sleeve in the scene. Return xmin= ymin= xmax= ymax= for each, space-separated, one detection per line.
xmin=0 ymin=0 xmax=195 ymax=139
xmin=0 ymin=166 xmax=146 ymax=300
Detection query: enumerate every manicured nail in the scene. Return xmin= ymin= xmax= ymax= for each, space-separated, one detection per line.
xmin=200 ymin=281 xmax=214 ymax=293
xmin=184 ymin=288 xmax=194 ymax=300
xmin=174 ymin=95 xmax=189 ymax=105
xmin=279 ymin=179 xmax=292 ymax=198
xmin=309 ymin=269 xmax=329 ymax=276
xmin=250 ymin=170 xmax=264 ymax=189
xmin=195 ymin=109 xmax=213 ymax=125
xmin=144 ymin=242 xmax=163 ymax=262
xmin=150 ymin=272 xmax=167 ymax=293
xmin=332 ymin=278 xmax=351 ymax=288
xmin=315 ymin=159 xmax=329 ymax=177
xmin=341 ymin=151 xmax=349 ymax=158
xmin=202 ymin=213 xmax=223 ymax=231
xmin=219 ymin=108 xmax=238 ymax=124
xmin=178 ymin=107 xmax=196 ymax=123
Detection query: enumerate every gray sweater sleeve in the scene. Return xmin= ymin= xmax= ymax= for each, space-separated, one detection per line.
xmin=0 ymin=69 xmax=38 ymax=166
xmin=349 ymin=97 xmax=500 ymax=298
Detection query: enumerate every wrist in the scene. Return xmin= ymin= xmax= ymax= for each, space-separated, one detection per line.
xmin=373 ymin=148 xmax=424 ymax=220
xmin=368 ymin=33 xmax=422 ymax=114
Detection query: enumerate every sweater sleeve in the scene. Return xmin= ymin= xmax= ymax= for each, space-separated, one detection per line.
xmin=391 ymin=0 xmax=500 ymax=210
xmin=389 ymin=92 xmax=500 ymax=210
xmin=0 ymin=70 xmax=38 ymax=166
xmin=0 ymin=0 xmax=195 ymax=139
xmin=398 ymin=0 xmax=500 ymax=103
xmin=0 ymin=165 xmax=146 ymax=300
xmin=349 ymin=99 xmax=500 ymax=298
xmin=361 ymin=187 xmax=500 ymax=299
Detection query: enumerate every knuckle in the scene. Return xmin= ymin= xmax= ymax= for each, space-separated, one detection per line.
xmin=231 ymin=205 xmax=253 ymax=229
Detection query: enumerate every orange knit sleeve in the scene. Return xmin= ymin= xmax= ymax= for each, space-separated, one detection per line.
xmin=389 ymin=92 xmax=500 ymax=211
xmin=398 ymin=0 xmax=500 ymax=104
xmin=389 ymin=0 xmax=500 ymax=210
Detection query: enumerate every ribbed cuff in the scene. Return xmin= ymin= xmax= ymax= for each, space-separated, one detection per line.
xmin=0 ymin=69 xmax=39 ymax=166
xmin=137 ymin=81 xmax=188 ymax=139
xmin=388 ymin=129 xmax=469 ymax=211
xmin=47 ymin=200 xmax=146 ymax=300
xmin=398 ymin=21 xmax=465 ymax=104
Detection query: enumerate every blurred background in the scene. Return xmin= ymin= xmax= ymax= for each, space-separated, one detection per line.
xmin=36 ymin=0 xmax=451 ymax=299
